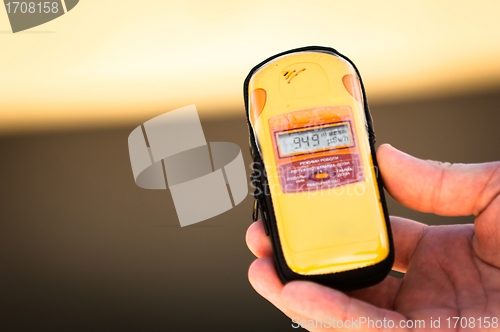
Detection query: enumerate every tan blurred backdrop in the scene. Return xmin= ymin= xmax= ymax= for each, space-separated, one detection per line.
xmin=1 ymin=1 xmax=500 ymax=331
xmin=1 ymin=0 xmax=500 ymax=134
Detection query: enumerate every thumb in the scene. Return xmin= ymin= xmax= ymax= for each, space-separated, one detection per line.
xmin=376 ymin=144 xmax=499 ymax=217
xmin=377 ymin=144 xmax=500 ymax=267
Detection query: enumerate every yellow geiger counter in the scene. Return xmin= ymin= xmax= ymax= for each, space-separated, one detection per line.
xmin=244 ymin=46 xmax=394 ymax=290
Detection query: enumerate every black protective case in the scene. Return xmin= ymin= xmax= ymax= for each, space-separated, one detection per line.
xmin=244 ymin=46 xmax=394 ymax=291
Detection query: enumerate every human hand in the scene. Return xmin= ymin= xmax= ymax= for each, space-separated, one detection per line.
xmin=246 ymin=144 xmax=500 ymax=331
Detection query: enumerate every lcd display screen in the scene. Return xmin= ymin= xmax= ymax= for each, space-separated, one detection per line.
xmin=276 ymin=123 xmax=352 ymax=156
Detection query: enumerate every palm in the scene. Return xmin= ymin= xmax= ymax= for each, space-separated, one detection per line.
xmin=246 ymin=145 xmax=500 ymax=331
xmin=352 ymin=223 xmax=500 ymax=328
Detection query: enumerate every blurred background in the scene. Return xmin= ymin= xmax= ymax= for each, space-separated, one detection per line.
xmin=1 ymin=1 xmax=499 ymax=331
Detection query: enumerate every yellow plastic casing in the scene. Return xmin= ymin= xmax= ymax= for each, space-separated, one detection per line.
xmin=248 ymin=51 xmax=390 ymax=275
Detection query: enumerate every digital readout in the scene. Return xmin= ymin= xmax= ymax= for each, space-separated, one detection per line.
xmin=277 ymin=123 xmax=352 ymax=156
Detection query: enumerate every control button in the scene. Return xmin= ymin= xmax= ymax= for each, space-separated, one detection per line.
xmin=342 ymin=74 xmax=362 ymax=102
xmin=250 ymin=88 xmax=267 ymax=123
xmin=311 ymin=171 xmax=330 ymax=181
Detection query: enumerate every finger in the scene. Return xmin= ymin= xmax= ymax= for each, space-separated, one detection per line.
xmin=248 ymin=216 xmax=427 ymax=273
xmin=248 ymin=257 xmax=299 ymax=319
xmin=390 ymin=216 xmax=427 ymax=273
xmin=377 ymin=144 xmax=500 ymax=217
xmin=281 ymin=281 xmax=409 ymax=332
xmin=247 ymin=216 xmax=422 ymax=283
xmin=246 ymin=219 xmax=273 ymax=258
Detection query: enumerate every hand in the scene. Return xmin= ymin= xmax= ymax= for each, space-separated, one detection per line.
xmin=246 ymin=144 xmax=500 ymax=331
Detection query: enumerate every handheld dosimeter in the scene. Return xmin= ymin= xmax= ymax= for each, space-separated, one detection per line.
xmin=244 ymin=47 xmax=394 ymax=290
